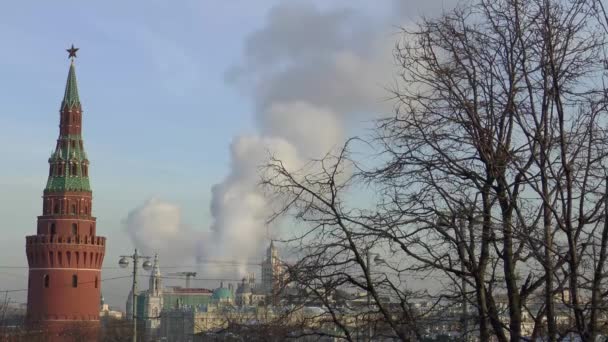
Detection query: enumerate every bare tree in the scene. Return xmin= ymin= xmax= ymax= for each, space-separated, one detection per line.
xmin=262 ymin=0 xmax=608 ymax=341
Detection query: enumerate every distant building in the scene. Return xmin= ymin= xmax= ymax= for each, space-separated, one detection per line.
xmin=145 ymin=254 xmax=163 ymax=337
xmin=99 ymin=295 xmax=123 ymax=320
xmin=235 ymin=273 xmax=266 ymax=306
xmin=261 ymin=241 xmax=286 ymax=301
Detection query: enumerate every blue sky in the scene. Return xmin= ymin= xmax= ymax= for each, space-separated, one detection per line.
xmin=0 ymin=0 xmax=456 ymax=307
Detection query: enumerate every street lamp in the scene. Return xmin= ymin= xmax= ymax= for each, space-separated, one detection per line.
xmin=119 ymin=248 xmax=152 ymax=342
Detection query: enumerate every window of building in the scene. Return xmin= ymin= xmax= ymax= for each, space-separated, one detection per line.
xmin=89 ymin=225 xmax=93 ymax=236
xmin=72 ymin=223 xmax=77 ymax=235
xmin=71 ymin=204 xmax=77 ymax=215
xmin=50 ymin=223 xmax=56 ymax=235
xmin=49 ymin=252 xmax=53 ymax=267
xmin=54 ymin=204 xmax=59 ymax=214
xmin=72 ymin=275 xmax=78 ymax=288
xmin=44 ymin=275 xmax=49 ymax=288
xmin=71 ymin=164 xmax=77 ymax=176
xmin=84 ymin=206 xmax=89 ymax=215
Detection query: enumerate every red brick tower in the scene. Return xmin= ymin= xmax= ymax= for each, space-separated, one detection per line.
xmin=25 ymin=46 xmax=106 ymax=340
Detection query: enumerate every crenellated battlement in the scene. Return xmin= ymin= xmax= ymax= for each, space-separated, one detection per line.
xmin=26 ymin=234 xmax=105 ymax=246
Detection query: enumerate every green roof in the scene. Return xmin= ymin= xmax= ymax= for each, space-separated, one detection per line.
xmin=45 ymin=135 xmax=90 ymax=192
xmin=62 ymin=61 xmax=80 ymax=109
xmin=212 ymin=288 xmax=233 ymax=300
xmin=45 ymin=59 xmax=90 ymax=193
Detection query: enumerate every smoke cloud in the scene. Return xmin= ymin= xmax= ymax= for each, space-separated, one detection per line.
xmin=123 ymin=1 xmax=459 ymax=274
xmin=124 ymin=198 xmax=199 ymax=264
xmin=204 ymin=1 xmax=396 ymax=268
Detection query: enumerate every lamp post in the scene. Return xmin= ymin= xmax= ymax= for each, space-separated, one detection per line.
xmin=366 ymin=249 xmax=386 ymax=341
xmin=119 ymin=248 xmax=152 ymax=342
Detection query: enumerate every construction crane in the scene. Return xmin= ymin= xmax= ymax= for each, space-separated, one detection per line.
xmin=168 ymin=272 xmax=197 ymax=288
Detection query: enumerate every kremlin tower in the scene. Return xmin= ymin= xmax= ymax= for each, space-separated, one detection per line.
xmin=25 ymin=46 xmax=106 ymax=340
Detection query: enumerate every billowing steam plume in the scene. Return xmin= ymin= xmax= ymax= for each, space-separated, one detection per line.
xmin=125 ymin=1 xmax=458 ymax=273
xmin=203 ymin=2 xmax=394 ymax=270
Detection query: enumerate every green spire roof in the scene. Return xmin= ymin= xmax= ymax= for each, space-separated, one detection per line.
xmin=62 ymin=61 xmax=80 ymax=109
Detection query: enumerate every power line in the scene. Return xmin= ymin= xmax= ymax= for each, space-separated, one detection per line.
xmin=0 ymin=275 xmax=132 ymax=294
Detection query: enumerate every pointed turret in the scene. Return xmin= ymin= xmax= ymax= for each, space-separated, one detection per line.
xmin=61 ymin=61 xmax=81 ymax=110
xmin=149 ymin=254 xmax=162 ymax=296
xmin=45 ymin=54 xmax=91 ymax=193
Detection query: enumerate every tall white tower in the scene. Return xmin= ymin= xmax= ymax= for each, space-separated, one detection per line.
xmin=261 ymin=241 xmax=282 ymax=298
xmin=144 ymin=254 xmax=163 ymax=338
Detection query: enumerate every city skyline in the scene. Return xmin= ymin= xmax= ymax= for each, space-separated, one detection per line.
xmin=0 ymin=0 xmax=456 ymax=310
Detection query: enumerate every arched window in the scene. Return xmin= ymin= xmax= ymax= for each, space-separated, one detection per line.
xmin=89 ymin=225 xmax=93 ymax=236
xmin=72 ymin=223 xmax=78 ymax=235
xmin=71 ymin=204 xmax=77 ymax=215
xmin=50 ymin=223 xmax=56 ymax=235
xmin=44 ymin=274 xmax=49 ymax=288
xmin=54 ymin=204 xmax=59 ymax=214
xmin=66 ymin=251 xmax=71 ymax=266
xmin=71 ymin=164 xmax=77 ymax=176
xmin=72 ymin=274 xmax=78 ymax=288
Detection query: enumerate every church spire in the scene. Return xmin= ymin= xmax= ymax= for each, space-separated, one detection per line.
xmin=149 ymin=254 xmax=162 ymax=296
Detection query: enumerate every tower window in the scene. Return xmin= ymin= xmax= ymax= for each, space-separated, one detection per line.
xmin=54 ymin=204 xmax=59 ymax=214
xmin=84 ymin=206 xmax=89 ymax=215
xmin=89 ymin=225 xmax=93 ymax=236
xmin=72 ymin=223 xmax=78 ymax=235
xmin=71 ymin=204 xmax=77 ymax=215
xmin=71 ymin=164 xmax=77 ymax=176
xmin=72 ymin=275 xmax=78 ymax=288
xmin=50 ymin=223 xmax=56 ymax=235
xmin=71 ymin=140 xmax=75 ymax=149
xmin=44 ymin=274 xmax=49 ymax=288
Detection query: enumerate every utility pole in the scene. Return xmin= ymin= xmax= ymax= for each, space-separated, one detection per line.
xmin=459 ymin=216 xmax=468 ymax=342
xmin=367 ymin=249 xmax=371 ymax=342
xmin=119 ymin=248 xmax=152 ymax=342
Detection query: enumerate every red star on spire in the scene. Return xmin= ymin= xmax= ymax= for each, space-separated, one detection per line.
xmin=67 ymin=44 xmax=79 ymax=59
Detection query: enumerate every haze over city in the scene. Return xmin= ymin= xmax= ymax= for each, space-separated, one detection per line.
xmin=5 ymin=0 xmax=607 ymax=341
xmin=0 ymin=0 xmax=456 ymax=309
